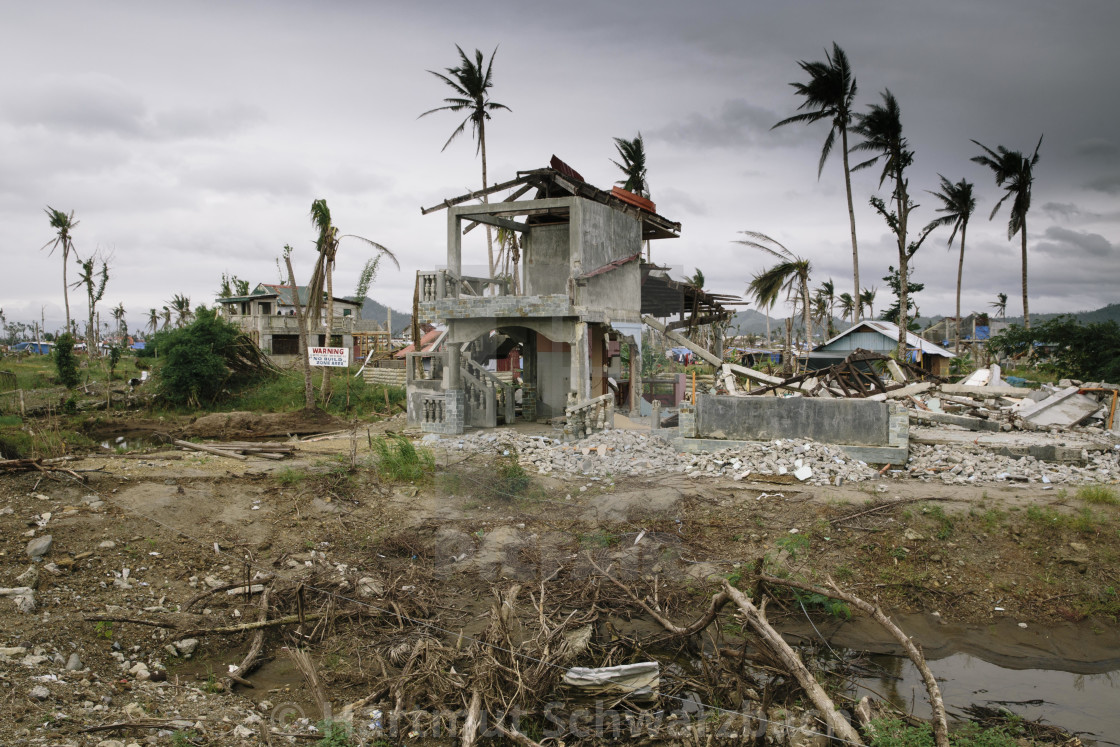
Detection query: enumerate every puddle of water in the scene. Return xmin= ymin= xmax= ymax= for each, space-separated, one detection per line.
xmin=856 ymin=652 xmax=1119 ymax=743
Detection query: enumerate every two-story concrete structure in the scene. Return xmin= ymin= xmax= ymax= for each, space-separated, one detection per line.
xmin=217 ymin=283 xmax=391 ymax=367
xmin=411 ymin=159 xmax=685 ymax=435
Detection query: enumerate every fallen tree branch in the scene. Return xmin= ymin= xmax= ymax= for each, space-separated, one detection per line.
xmin=227 ymin=587 xmax=272 ymax=687
xmin=173 ymin=439 xmax=248 ymax=461
xmin=84 ymin=609 xmax=344 ymax=636
xmin=285 ymin=646 xmax=330 ymax=719
xmin=830 ymin=495 xmax=956 ymax=525
xmin=588 ymin=553 xmax=730 ymax=636
xmin=721 ymin=580 xmax=864 ymax=745
xmin=754 ymin=573 xmax=950 ymax=747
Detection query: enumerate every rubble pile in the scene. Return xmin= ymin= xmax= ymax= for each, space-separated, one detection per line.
xmin=907 ymin=443 xmax=1120 ymax=485
xmin=445 ymin=429 xmax=880 ymax=486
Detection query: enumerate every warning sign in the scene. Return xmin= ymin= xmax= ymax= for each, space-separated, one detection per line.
xmin=308 ymin=347 xmax=349 ymax=367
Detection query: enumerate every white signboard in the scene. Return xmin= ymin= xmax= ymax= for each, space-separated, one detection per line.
xmin=308 ymin=347 xmax=350 ymax=367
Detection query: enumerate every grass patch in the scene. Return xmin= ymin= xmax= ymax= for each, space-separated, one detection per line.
xmin=372 ymin=435 xmax=434 ymax=482
xmin=1077 ymin=484 xmax=1118 ymax=505
xmin=923 ymin=505 xmax=954 ymax=539
xmin=223 ymin=368 xmax=405 ymax=418
xmin=578 ymin=530 xmax=619 ymax=549
xmin=868 ymin=717 xmax=1021 ymax=746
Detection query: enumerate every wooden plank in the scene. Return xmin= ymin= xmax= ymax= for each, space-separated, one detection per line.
xmin=642 ymin=315 xmax=722 ymax=367
xmin=173 ymin=440 xmax=248 ymax=461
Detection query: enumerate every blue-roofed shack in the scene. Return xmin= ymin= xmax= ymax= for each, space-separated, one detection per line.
xmin=811 ymin=320 xmax=954 ymax=376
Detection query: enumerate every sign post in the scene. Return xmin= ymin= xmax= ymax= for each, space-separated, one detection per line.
xmin=308 ymin=347 xmax=350 ymax=367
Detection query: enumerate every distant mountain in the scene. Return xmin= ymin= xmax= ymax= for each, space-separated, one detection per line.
xmin=350 ymin=297 xmax=412 ymax=335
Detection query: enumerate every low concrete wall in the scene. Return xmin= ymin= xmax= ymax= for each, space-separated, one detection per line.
xmin=679 ymin=394 xmax=908 ymax=464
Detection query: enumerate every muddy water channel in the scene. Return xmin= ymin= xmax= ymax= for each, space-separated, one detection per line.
xmin=790 ymin=613 xmax=1120 ymax=743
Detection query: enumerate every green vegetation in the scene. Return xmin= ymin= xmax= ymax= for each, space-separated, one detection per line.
xmin=94 ymin=621 xmax=114 ymax=640
xmin=223 ymin=367 xmax=404 ymax=417
xmin=315 ymin=719 xmax=355 ymax=747
xmin=579 ymin=530 xmax=619 ymax=549
xmin=492 ymin=454 xmax=531 ymax=498
xmin=990 ymin=315 xmax=1120 ymax=383
xmin=1077 ymin=484 xmax=1118 ymax=505
xmin=869 ymin=717 xmax=1020 ymax=746
xmin=170 ymin=730 xmax=199 ymax=747
xmin=372 ymin=435 xmax=434 ymax=482
xmin=150 ymin=307 xmax=274 ymax=407
xmin=53 ymin=333 xmax=80 ymax=388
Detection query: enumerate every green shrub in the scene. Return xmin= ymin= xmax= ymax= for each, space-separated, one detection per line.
xmin=869 ymin=717 xmax=1020 ymax=746
xmin=315 ymin=719 xmax=355 ymax=747
xmin=53 ymin=333 xmax=81 ymax=388
xmin=151 ymin=307 xmax=273 ymax=407
xmin=372 ymin=435 xmax=434 ymax=482
xmin=1077 ymin=484 xmax=1118 ymax=505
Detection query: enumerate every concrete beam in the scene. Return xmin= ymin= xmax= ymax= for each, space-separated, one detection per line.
xmin=940 ymin=383 xmax=1034 ymax=397
xmin=909 ymin=409 xmax=1001 ymax=432
xmin=867 ymin=382 xmax=933 ymax=401
xmin=642 ymin=314 xmax=723 ymax=367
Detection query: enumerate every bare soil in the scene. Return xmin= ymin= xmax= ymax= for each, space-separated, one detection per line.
xmin=1 ymin=412 xmax=1117 ymax=744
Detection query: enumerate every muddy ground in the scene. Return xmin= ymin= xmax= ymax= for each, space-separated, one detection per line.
xmin=1 ymin=410 xmax=1118 ymax=745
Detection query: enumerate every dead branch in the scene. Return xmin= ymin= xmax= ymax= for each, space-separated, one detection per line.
xmin=461 ymin=688 xmax=482 ymax=747
xmin=285 ymin=646 xmax=330 ymax=719
xmin=494 ymin=722 xmax=545 ymax=747
xmin=184 ymin=575 xmax=274 ymax=611
xmin=227 ymin=587 xmax=272 ymax=687
xmin=84 ymin=609 xmax=344 ymax=636
xmin=172 ymin=439 xmax=248 ymax=460
xmin=755 ymin=573 xmax=950 ymax=747
xmin=77 ymin=719 xmax=196 ymax=734
xmin=588 ymin=554 xmax=730 ymax=636
xmin=830 ymin=495 xmax=956 ymax=525
xmin=721 ymin=580 xmax=864 ymax=745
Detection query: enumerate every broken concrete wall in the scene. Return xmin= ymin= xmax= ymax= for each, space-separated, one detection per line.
xmin=682 ymin=394 xmax=908 ymax=463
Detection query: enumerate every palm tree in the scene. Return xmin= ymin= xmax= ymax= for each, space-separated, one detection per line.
xmin=161 ymin=306 xmax=172 ymax=330
xmin=612 ymin=133 xmax=649 ymax=197
xmin=971 ymin=136 xmax=1043 ymax=329
xmin=421 ymin=45 xmax=510 ymax=281
xmin=817 ymin=278 xmax=836 ymax=336
xmin=72 ymin=255 xmax=109 ymax=357
xmin=838 ymin=292 xmax=855 ymax=322
xmin=306 ymin=199 xmax=398 ymax=403
xmin=851 ymin=90 xmax=935 ymax=359
xmin=42 ymin=207 xmax=80 ymax=333
xmin=860 ymin=287 xmax=877 ymax=320
xmin=146 ymin=308 xmax=159 ymax=336
xmin=111 ymin=302 xmax=126 ymax=342
xmin=773 ymin=43 xmax=861 ymax=321
xmin=686 ymin=268 xmax=705 ymax=289
xmin=737 ymin=232 xmax=813 ymax=355
xmin=924 ymin=176 xmax=976 ymax=350
xmin=990 ymin=292 xmax=1008 ymax=319
xmin=169 ymin=294 xmax=192 ymax=328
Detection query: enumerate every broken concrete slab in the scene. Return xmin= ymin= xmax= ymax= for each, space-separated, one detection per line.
xmin=1018 ymin=386 xmax=1101 ymax=427
xmin=940 ymin=384 xmax=1034 ymax=397
xmin=868 ymin=382 xmax=933 ymax=401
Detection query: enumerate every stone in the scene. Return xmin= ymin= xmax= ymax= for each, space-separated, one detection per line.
xmin=173 ymin=638 xmax=199 ymax=657
xmin=15 ymin=565 xmax=39 ymax=588
xmin=793 ymin=465 xmax=813 ymax=481
xmin=66 ymin=653 xmax=83 ymax=671
xmin=26 ymin=534 xmax=53 ymax=559
xmin=99 ymin=540 xmax=117 ymax=549
xmin=29 ymin=685 xmax=50 ymax=700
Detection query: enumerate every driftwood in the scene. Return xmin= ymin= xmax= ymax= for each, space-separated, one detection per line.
xmin=84 ymin=609 xmax=342 ymax=636
xmin=173 ymin=439 xmax=248 ymax=461
xmin=78 ymin=719 xmax=197 ymax=734
xmin=756 ymin=573 xmax=950 ymax=747
xmin=721 ymin=580 xmax=865 ymax=745
xmin=461 ymin=688 xmax=482 ymax=747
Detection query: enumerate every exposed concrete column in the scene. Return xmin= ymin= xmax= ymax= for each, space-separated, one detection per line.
xmin=628 ymin=340 xmax=642 ymax=414
xmin=447 ymin=211 xmax=462 ymax=278
xmin=570 ymin=321 xmax=589 ymax=402
xmin=447 ymin=342 xmax=462 ymax=390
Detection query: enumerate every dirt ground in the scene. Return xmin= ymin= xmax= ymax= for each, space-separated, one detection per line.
xmin=1 ymin=410 xmax=1117 ymax=745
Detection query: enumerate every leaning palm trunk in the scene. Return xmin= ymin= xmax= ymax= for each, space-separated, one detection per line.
xmin=896 ymin=187 xmax=909 ymax=361
xmin=322 ymin=263 xmax=335 ymax=403
xmin=1020 ymin=216 xmax=1030 ymax=330
xmin=284 ymin=255 xmax=315 ymax=410
xmin=480 ymin=119 xmax=495 ymax=285
xmin=842 ymin=127 xmax=860 ymax=323
xmin=954 ymin=223 xmax=967 ymax=350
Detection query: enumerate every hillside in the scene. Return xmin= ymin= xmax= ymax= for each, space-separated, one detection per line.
xmin=351 ymin=297 xmax=413 ymax=335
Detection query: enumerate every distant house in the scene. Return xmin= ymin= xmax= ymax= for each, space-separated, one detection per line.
xmin=811 ymin=320 xmax=954 ymax=376
xmin=217 ymin=283 xmax=392 ymax=365
xmin=921 ymin=313 xmax=1008 ymax=347
xmin=10 ymin=341 xmax=52 ymax=355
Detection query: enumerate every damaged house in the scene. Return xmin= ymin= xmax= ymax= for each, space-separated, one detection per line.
xmin=409 ymin=158 xmax=731 ymax=435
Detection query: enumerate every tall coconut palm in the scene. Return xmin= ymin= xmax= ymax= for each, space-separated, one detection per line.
xmin=737 ymin=232 xmax=813 ymax=354
xmin=971 ymin=136 xmax=1042 ymax=329
xmin=924 ymin=176 xmax=976 ymax=350
xmin=990 ymin=292 xmax=1008 ymax=319
xmin=42 ymin=207 xmax=80 ymax=332
xmin=421 ymin=45 xmax=510 ymax=281
xmin=773 ymin=43 xmax=861 ymax=321
xmin=146 ymin=308 xmax=159 ymax=336
xmin=860 ymin=287 xmax=877 ymax=320
xmin=72 ymin=255 xmax=109 ymax=357
xmin=817 ymin=278 xmax=836 ymax=336
xmin=612 ymin=133 xmax=649 ymax=197
xmin=169 ymin=294 xmax=192 ymax=328
xmin=851 ymin=90 xmax=935 ymax=359
xmin=161 ymin=306 xmax=172 ymax=330
xmin=306 ymin=199 xmax=398 ymax=403
xmin=111 ymin=302 xmax=126 ymax=342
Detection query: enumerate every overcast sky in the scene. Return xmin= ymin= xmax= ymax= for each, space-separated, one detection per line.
xmin=2 ymin=0 xmax=1118 ymax=334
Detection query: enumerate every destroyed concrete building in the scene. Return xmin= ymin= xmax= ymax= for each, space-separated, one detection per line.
xmin=408 ymin=157 xmax=737 ymax=435
xmin=217 ymin=283 xmax=392 ymax=366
